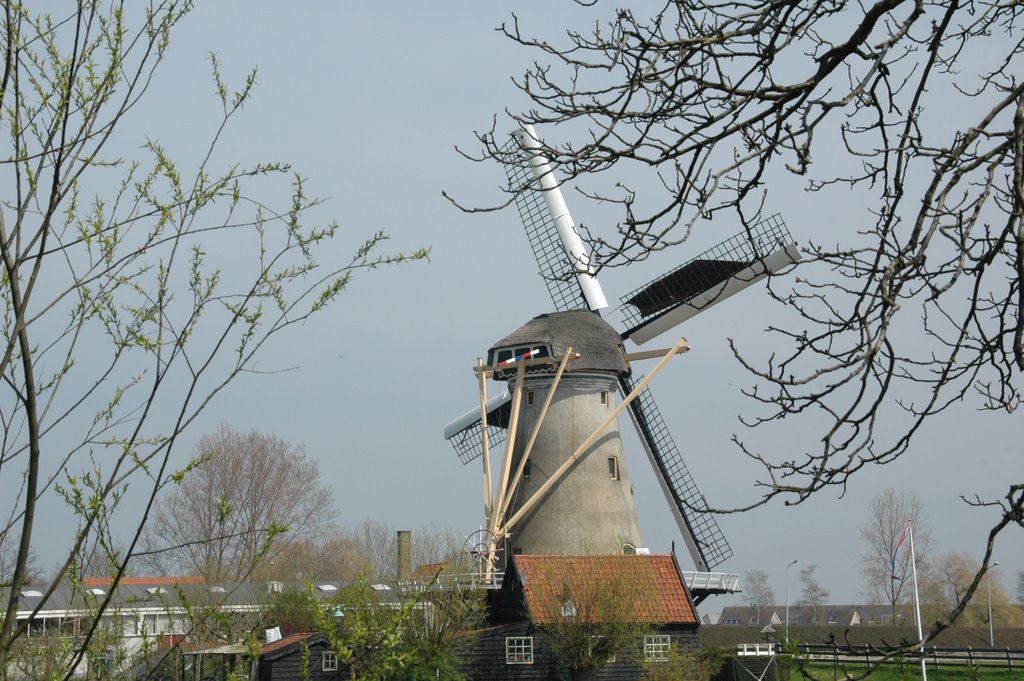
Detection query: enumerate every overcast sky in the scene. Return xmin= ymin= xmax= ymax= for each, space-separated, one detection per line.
xmin=27 ymin=2 xmax=1021 ymax=615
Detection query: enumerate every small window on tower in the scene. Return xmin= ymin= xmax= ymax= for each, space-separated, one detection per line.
xmin=523 ymin=460 xmax=532 ymax=480
xmin=600 ymin=390 xmax=609 ymax=406
xmin=526 ymin=390 xmax=535 ymax=406
xmin=608 ymin=457 xmax=619 ymax=480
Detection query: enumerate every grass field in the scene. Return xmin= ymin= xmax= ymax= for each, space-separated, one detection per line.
xmin=793 ymin=662 xmax=1021 ymax=680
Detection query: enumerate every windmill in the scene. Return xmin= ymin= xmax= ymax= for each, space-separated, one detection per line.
xmin=444 ymin=126 xmax=800 ymax=580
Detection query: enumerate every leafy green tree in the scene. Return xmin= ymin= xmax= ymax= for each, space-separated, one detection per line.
xmin=0 ymin=1 xmax=426 ymax=675
xmin=643 ymin=645 xmax=724 ymax=681
xmin=541 ymin=571 xmax=658 ymax=680
xmin=400 ymin=585 xmax=484 ymax=672
xmin=262 ymin=576 xmax=482 ymax=681
xmin=295 ymin=582 xmax=420 ymax=681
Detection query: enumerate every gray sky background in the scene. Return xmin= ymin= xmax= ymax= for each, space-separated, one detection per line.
xmin=29 ymin=2 xmax=1021 ymax=616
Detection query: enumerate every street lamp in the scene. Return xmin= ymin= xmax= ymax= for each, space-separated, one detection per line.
xmin=987 ymin=561 xmax=1000 ymax=647
xmin=785 ymin=559 xmax=798 ymax=644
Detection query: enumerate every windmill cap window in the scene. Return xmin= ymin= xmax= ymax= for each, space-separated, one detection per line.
xmin=488 ymin=311 xmax=630 ymax=378
xmin=489 ymin=345 xmax=552 ymax=378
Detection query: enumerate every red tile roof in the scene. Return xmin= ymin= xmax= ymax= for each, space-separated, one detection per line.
xmin=260 ymin=632 xmax=317 ymax=656
xmin=411 ymin=562 xmax=450 ymax=579
xmin=513 ymin=554 xmax=696 ymax=626
xmin=82 ymin=576 xmax=205 ymax=587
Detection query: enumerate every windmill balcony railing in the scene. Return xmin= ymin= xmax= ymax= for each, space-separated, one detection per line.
xmin=682 ymin=571 xmax=740 ymax=593
xmin=399 ymin=571 xmax=504 ymax=594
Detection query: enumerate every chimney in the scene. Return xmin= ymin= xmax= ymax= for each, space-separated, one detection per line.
xmin=396 ymin=530 xmax=412 ymax=582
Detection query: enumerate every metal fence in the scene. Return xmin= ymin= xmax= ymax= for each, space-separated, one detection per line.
xmin=399 ymin=571 xmax=504 ymax=593
xmin=784 ymin=643 xmax=1024 ymax=672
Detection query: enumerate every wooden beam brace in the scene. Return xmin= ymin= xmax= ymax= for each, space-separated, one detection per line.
xmin=500 ymin=337 xmax=689 ymax=536
xmin=494 ymin=346 xmax=574 ymax=528
xmin=488 ymin=361 xmax=527 ymax=538
xmin=473 ymin=353 xmax=579 ymax=376
xmin=624 ymin=343 xmax=691 ymax=363
xmin=477 ymin=357 xmax=493 ymax=526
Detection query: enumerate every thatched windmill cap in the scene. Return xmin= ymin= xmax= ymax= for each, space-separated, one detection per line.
xmin=487 ymin=310 xmax=629 ymax=380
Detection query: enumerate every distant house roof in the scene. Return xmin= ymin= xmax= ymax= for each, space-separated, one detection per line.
xmin=700 ymin=611 xmax=720 ymax=625
xmin=718 ymin=605 xmax=862 ymax=626
xmin=83 ymin=576 xmax=206 ymax=587
xmin=0 ymin=578 xmax=363 ymax=617
xmin=511 ymin=554 xmax=697 ymax=626
xmin=411 ymin=562 xmax=450 ymax=579
xmin=856 ymin=605 xmax=908 ymax=624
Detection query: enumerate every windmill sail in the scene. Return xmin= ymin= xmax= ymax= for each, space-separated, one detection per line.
xmin=503 ymin=129 xmax=600 ymax=313
xmin=443 ymin=390 xmax=511 ymax=464
xmin=620 ymin=215 xmax=801 ymax=345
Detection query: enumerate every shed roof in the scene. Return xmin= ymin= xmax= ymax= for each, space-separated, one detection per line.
xmin=260 ymin=632 xmax=323 ymax=658
xmin=513 ymin=554 xmax=696 ymax=625
xmin=184 ymin=643 xmax=250 ymax=655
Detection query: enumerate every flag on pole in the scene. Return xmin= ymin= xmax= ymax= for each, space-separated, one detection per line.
xmin=891 ymin=520 xmax=912 ymax=580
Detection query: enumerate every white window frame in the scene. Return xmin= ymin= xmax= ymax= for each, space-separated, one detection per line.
xmin=323 ymin=651 xmax=338 ymax=672
xmin=506 ymin=637 xmax=534 ymax=664
xmin=644 ymin=634 xmax=671 ymax=662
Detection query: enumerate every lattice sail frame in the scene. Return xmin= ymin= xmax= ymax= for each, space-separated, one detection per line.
xmin=620 ymin=214 xmax=791 ymax=333
xmin=502 ymin=135 xmax=590 ymax=313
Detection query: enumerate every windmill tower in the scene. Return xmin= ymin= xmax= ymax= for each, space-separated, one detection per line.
xmin=486 ymin=310 xmax=644 ymax=557
xmin=446 ymin=126 xmax=801 ymax=582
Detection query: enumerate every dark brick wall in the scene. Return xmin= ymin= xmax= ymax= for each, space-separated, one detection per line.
xmin=459 ymin=622 xmax=699 ymax=681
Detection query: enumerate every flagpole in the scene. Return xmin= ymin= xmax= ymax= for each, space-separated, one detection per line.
xmin=908 ymin=520 xmax=927 ymax=681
